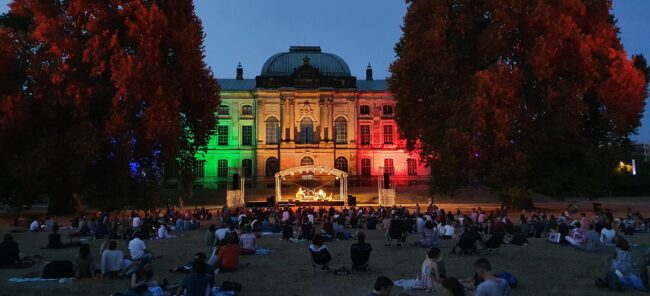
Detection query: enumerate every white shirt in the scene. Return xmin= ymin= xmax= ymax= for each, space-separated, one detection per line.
xmin=308 ymin=213 xmax=314 ymax=224
xmin=478 ymin=213 xmax=486 ymax=223
xmin=282 ymin=211 xmax=290 ymax=221
xmin=601 ymin=228 xmax=616 ymax=245
xmin=101 ymin=249 xmax=124 ymax=274
xmin=416 ymin=218 xmax=425 ymax=233
xmin=444 ymin=225 xmax=455 ymax=236
xmin=215 ymin=228 xmax=230 ymax=241
xmin=158 ymin=226 xmax=171 ymax=239
xmin=29 ymin=220 xmax=39 ymax=231
xmin=128 ymin=237 xmax=147 ymax=259
xmin=132 ymin=216 xmax=142 ymax=228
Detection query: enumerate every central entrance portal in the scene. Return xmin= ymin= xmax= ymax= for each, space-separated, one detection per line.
xmin=274 ymin=165 xmax=348 ymax=205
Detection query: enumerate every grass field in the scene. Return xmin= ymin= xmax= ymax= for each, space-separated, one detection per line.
xmin=0 ymin=221 xmax=649 ymax=296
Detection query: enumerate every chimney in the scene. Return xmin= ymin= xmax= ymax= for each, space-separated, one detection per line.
xmin=366 ymin=63 xmax=373 ymax=80
xmin=236 ymin=62 xmax=243 ymax=80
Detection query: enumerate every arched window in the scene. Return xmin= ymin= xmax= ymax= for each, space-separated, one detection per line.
xmin=265 ymin=116 xmax=280 ymax=144
xmin=242 ymin=105 xmax=253 ymax=115
xmin=217 ymin=159 xmax=228 ymax=177
xmin=242 ymin=159 xmax=253 ymax=177
xmin=334 ymin=117 xmax=347 ymax=144
xmin=407 ymin=158 xmax=417 ymax=176
xmin=382 ymin=105 xmax=393 ymax=116
xmin=361 ymin=159 xmax=371 ymax=176
xmin=384 ymin=158 xmax=394 ymax=175
xmin=300 ymin=118 xmax=314 ymax=144
xmin=360 ymin=105 xmax=370 ymax=115
xmin=265 ymin=157 xmax=279 ymax=176
xmin=300 ymin=156 xmax=314 ymax=166
xmin=334 ymin=157 xmax=348 ymax=173
xmin=218 ymin=105 xmax=229 ymax=115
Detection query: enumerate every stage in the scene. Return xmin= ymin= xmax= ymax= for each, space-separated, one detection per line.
xmin=245 ymin=200 xmax=345 ymax=208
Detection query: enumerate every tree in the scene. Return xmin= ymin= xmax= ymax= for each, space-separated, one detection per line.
xmin=389 ymin=0 xmax=648 ymax=207
xmin=0 ymin=0 xmax=220 ymax=213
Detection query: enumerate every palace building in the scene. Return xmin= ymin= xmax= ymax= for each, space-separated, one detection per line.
xmin=174 ymin=46 xmax=429 ymax=190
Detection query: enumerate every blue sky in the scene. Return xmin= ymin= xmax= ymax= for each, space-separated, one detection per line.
xmin=1 ymin=0 xmax=648 ymax=142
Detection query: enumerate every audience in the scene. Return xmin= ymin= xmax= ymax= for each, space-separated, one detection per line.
xmin=0 ymin=234 xmax=20 ymax=266
xmin=369 ymin=276 xmax=394 ymax=296
xmin=441 ymin=277 xmax=466 ymax=296
xmin=239 ymin=226 xmax=257 ymax=255
xmin=217 ymin=233 xmax=240 ymax=272
xmin=101 ymin=240 xmax=125 ymax=278
xmin=128 ymin=231 xmax=152 ymax=261
xmin=421 ymin=247 xmax=446 ymax=293
xmin=473 ymin=258 xmax=510 ymax=296
xmin=176 ymin=258 xmax=213 ymax=296
xmin=351 ymin=231 xmax=372 ymax=271
xmin=601 ymin=223 xmax=616 ymax=246
xmin=75 ymin=244 xmax=95 ymax=279
xmin=309 ymin=234 xmax=332 ymax=270
xmin=48 ymin=224 xmax=81 ymax=249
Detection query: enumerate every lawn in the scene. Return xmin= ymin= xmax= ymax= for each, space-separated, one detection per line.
xmin=0 ymin=221 xmax=649 ymax=296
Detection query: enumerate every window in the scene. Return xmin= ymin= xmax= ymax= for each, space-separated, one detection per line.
xmin=266 ymin=117 xmax=280 ymax=144
xmin=360 ymin=105 xmax=370 ymax=115
xmin=382 ymin=105 xmax=393 ymax=116
xmin=193 ymin=160 xmax=205 ymax=178
xmin=301 ymin=156 xmax=314 ymax=166
xmin=383 ymin=125 xmax=393 ymax=144
xmin=361 ymin=159 xmax=371 ymax=176
xmin=218 ymin=105 xmax=229 ymax=115
xmin=242 ymin=105 xmax=253 ymax=115
xmin=335 ymin=157 xmax=348 ymax=173
xmin=407 ymin=158 xmax=417 ymax=176
xmin=334 ymin=117 xmax=347 ymax=144
xmin=265 ymin=157 xmax=279 ymax=176
xmin=242 ymin=125 xmax=252 ymax=146
xmin=217 ymin=159 xmax=228 ymax=177
xmin=384 ymin=159 xmax=395 ymax=175
xmin=360 ymin=125 xmax=371 ymax=145
xmin=217 ymin=126 xmax=228 ymax=145
xmin=300 ymin=118 xmax=314 ymax=144
xmin=242 ymin=159 xmax=253 ymax=177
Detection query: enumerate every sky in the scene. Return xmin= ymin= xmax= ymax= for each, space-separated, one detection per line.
xmin=0 ymin=0 xmax=648 ymax=142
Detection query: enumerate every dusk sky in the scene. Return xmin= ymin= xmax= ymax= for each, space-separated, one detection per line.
xmin=1 ymin=0 xmax=648 ymax=142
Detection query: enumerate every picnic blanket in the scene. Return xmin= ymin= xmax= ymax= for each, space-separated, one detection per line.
xmin=8 ymin=277 xmax=66 ymax=283
xmin=255 ymin=248 xmax=272 ymax=255
xmin=394 ymin=279 xmax=426 ymax=290
xmin=288 ymin=238 xmax=307 ymax=243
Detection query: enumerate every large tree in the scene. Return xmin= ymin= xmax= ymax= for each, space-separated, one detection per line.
xmin=0 ymin=0 xmax=220 ymax=213
xmin=390 ymin=0 xmax=648 ymax=206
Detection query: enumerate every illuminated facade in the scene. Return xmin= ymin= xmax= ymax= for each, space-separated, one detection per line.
xmin=179 ymin=46 xmax=429 ymax=189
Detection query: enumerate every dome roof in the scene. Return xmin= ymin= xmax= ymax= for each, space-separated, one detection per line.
xmin=260 ymin=46 xmax=351 ymax=77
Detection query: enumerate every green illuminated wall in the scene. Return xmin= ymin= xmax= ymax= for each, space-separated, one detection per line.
xmin=195 ymin=91 xmax=256 ymax=189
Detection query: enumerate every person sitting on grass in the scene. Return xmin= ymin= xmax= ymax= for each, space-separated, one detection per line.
xmin=217 ymin=233 xmax=240 ymax=272
xmin=176 ymin=258 xmax=213 ymax=296
xmin=128 ymin=261 xmax=165 ymax=296
xmin=416 ymin=221 xmax=439 ymax=248
xmin=157 ymin=223 xmax=176 ymax=239
xmin=565 ymin=222 xmax=586 ymax=248
xmin=281 ymin=221 xmax=293 ymax=240
xmin=421 ymin=247 xmax=446 ymax=293
xmin=101 ymin=240 xmax=126 ymax=278
xmin=473 ymin=258 xmax=510 ymax=296
xmin=48 ymin=224 xmax=81 ymax=249
xmin=596 ymin=236 xmax=646 ymax=291
xmin=0 ymin=234 xmax=21 ymax=267
xmin=451 ymin=225 xmax=482 ymax=255
xmin=309 ymin=234 xmax=332 ymax=270
xmin=601 ymin=223 xmax=616 ymax=246
xmin=298 ymin=216 xmax=315 ymax=241
xmin=351 ymin=231 xmax=372 ymax=271
xmin=509 ymin=226 xmax=528 ymax=246
xmin=239 ymin=226 xmax=257 ymax=255
xmin=128 ymin=231 xmax=153 ymax=261
xmin=368 ymin=276 xmax=393 ymax=296
xmin=441 ymin=277 xmax=466 ymax=296
xmin=75 ymin=244 xmax=95 ymax=279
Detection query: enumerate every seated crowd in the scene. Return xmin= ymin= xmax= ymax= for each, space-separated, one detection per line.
xmin=2 ymin=202 xmax=650 ymax=296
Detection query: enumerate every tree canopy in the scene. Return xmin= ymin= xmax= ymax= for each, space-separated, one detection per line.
xmin=0 ymin=0 xmax=220 ymax=213
xmin=389 ymin=0 xmax=648 ymax=205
